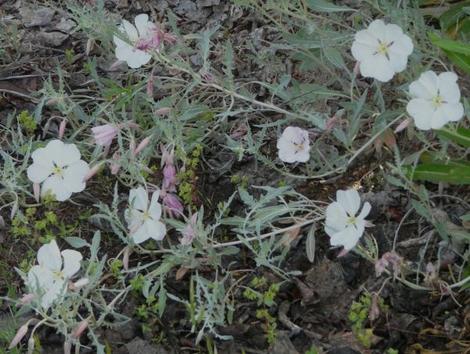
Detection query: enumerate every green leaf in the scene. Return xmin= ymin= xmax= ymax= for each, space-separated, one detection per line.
xmin=64 ymin=237 xmax=89 ymax=249
xmin=443 ymin=50 xmax=470 ymax=74
xmin=437 ymin=127 xmax=470 ymax=147
xmin=306 ymin=0 xmax=355 ymax=12
xmin=305 ymin=225 xmax=316 ymax=263
xmin=439 ymin=1 xmax=470 ymax=32
xmin=405 ymin=163 xmax=470 ymax=184
xmin=429 ymin=32 xmax=470 ymax=55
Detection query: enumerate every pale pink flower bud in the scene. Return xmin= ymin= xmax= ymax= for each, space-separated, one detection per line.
xmin=71 ymin=319 xmax=89 ymax=339
xmin=394 ymin=117 xmax=412 ymax=133
xmin=134 ymin=136 xmax=151 ymax=156
xmin=58 ymin=119 xmax=67 ymax=139
xmin=163 ymin=193 xmax=184 ymax=218
xmin=8 ymin=323 xmax=29 ymax=349
xmin=123 ymin=246 xmax=130 ymax=271
xmin=155 ymin=107 xmax=171 ymax=116
xmin=110 ymin=152 xmax=121 ymax=175
xmin=83 ymin=164 xmax=101 ymax=182
xmin=71 ymin=278 xmax=89 ymax=290
xmin=91 ymin=124 xmax=119 ymax=147
xmin=18 ymin=293 xmax=35 ymax=306
xmin=354 ymin=61 xmax=360 ymax=76
xmin=163 ymin=164 xmax=177 ymax=191
xmin=147 ymin=70 xmax=155 ymax=98
xmin=109 ymin=60 xmax=125 ymax=71
xmin=86 ymin=39 xmax=94 ymax=56
xmin=161 ymin=145 xmax=175 ymax=166
xmin=28 ymin=336 xmax=35 ymax=354
xmin=130 ymin=139 xmax=136 ymax=155
xmin=33 ymin=183 xmax=41 ymax=202
xmin=64 ymin=340 xmax=72 ymax=354
xmin=180 ymin=213 xmax=197 ymax=245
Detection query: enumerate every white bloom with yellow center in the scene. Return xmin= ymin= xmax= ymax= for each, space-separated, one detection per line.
xmin=277 ymin=126 xmax=311 ymax=163
xmin=27 ymin=140 xmax=90 ymax=202
xmin=125 ymin=187 xmax=167 ymax=244
xmin=26 ymin=240 xmax=82 ymax=310
xmin=351 ymin=19 xmax=413 ymax=82
xmin=406 ymin=71 xmax=464 ymax=130
xmin=325 ymin=189 xmax=371 ymax=251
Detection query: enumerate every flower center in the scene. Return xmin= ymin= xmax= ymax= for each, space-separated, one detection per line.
xmin=53 ymin=270 xmax=65 ymax=281
xmin=142 ymin=211 xmax=152 ymax=221
xmin=292 ymin=141 xmax=305 ymax=153
xmin=53 ymin=166 xmax=64 ymax=177
xmin=346 ymin=215 xmax=357 ymax=226
xmin=375 ymin=40 xmax=393 ymax=57
xmin=431 ymin=95 xmax=445 ymax=108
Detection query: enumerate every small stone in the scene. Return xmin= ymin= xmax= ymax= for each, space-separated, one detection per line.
xmin=125 ymin=338 xmax=168 ymax=354
xmin=198 ymin=0 xmax=220 ymax=7
xmin=271 ymin=331 xmax=299 ymax=354
xmin=38 ymin=31 xmax=69 ymax=47
xmin=19 ymin=6 xmax=55 ymax=27
xmin=55 ymin=18 xmax=76 ymax=32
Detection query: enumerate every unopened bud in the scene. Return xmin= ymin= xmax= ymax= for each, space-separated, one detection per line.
xmin=83 ymin=164 xmax=101 ymax=182
xmin=8 ymin=323 xmax=29 ymax=349
xmin=58 ymin=119 xmax=67 ymax=139
xmin=71 ymin=319 xmax=89 ymax=339
xmin=33 ymin=183 xmax=41 ymax=203
xmin=394 ymin=117 xmax=411 ymax=133
xmin=134 ymin=137 xmax=151 ymax=156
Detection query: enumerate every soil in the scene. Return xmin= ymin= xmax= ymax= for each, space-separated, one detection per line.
xmin=0 ymin=0 xmax=469 ymax=354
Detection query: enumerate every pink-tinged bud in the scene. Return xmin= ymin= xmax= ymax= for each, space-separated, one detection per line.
xmin=91 ymin=124 xmax=119 ymax=147
xmin=161 ymin=145 xmax=175 ymax=166
xmin=147 ymin=70 xmax=155 ymax=98
xmin=394 ymin=117 xmax=411 ymax=133
xmin=18 ymin=293 xmax=35 ymax=306
xmin=354 ymin=61 xmax=360 ymax=76
xmin=134 ymin=136 xmax=151 ymax=156
xmin=123 ymin=246 xmax=130 ymax=271
xmin=155 ymin=107 xmax=171 ymax=116
xmin=58 ymin=119 xmax=67 ymax=139
xmin=83 ymin=164 xmax=101 ymax=182
xmin=109 ymin=60 xmax=125 ymax=71
xmin=230 ymin=123 xmax=248 ymax=139
xmin=28 ymin=336 xmax=35 ymax=353
xmin=180 ymin=213 xmax=198 ymax=245
xmin=110 ymin=152 xmax=121 ymax=175
xmin=130 ymin=139 xmax=136 ymax=156
xmin=8 ymin=323 xmax=29 ymax=349
xmin=33 ymin=183 xmax=41 ymax=203
xmin=163 ymin=164 xmax=177 ymax=191
xmin=200 ymin=70 xmax=214 ymax=83
xmin=71 ymin=319 xmax=89 ymax=339
xmin=337 ymin=248 xmax=349 ymax=258
xmin=163 ymin=193 xmax=184 ymax=218
xmin=71 ymin=278 xmax=89 ymax=290
xmin=86 ymin=39 xmax=94 ymax=56
xmin=64 ymin=340 xmax=72 ymax=354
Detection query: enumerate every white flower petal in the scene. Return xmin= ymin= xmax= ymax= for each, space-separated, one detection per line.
xmin=406 ymin=98 xmax=435 ymax=130
xmin=148 ymin=190 xmax=162 ymax=220
xmin=359 ymin=54 xmax=395 ymax=82
xmin=144 ymin=219 xmax=167 ymax=241
xmin=358 ymin=202 xmax=371 ymax=220
xmin=27 ymin=163 xmax=52 ymax=183
xmin=277 ymin=126 xmax=310 ymax=163
xmin=27 ymin=265 xmax=54 ymax=292
xmin=125 ymin=208 xmax=144 ymax=230
xmin=131 ymin=224 xmax=150 ymax=244
xmin=121 ymin=19 xmax=138 ymax=42
xmin=37 ymin=240 xmax=62 ymax=272
xmin=134 ymin=14 xmax=153 ymax=38
xmin=55 ymin=141 xmax=81 ymax=167
xmin=41 ymin=279 xmax=65 ymax=310
xmin=441 ymin=102 xmax=464 ymax=123
xmin=368 ymin=19 xmax=387 ymax=42
xmin=351 ymin=30 xmax=378 ymax=62
xmin=438 ymin=72 xmax=460 ymax=103
xmin=61 ymin=250 xmax=82 ymax=278
xmin=325 ymin=202 xmax=348 ymax=232
xmin=129 ymin=187 xmax=148 ymax=211
xmin=63 ymin=160 xmax=90 ymax=193
xmin=336 ymin=189 xmax=361 ymax=216
xmin=126 ymin=49 xmax=152 ymax=69
xmin=41 ymin=175 xmax=72 ymax=201
xmin=410 ymin=71 xmax=438 ymax=99
xmin=330 ymin=226 xmax=362 ymax=251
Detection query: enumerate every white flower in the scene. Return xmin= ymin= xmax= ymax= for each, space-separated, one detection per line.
xmin=406 ymin=71 xmax=464 ymax=130
xmin=325 ymin=189 xmax=371 ymax=251
xmin=27 ymin=140 xmax=90 ymax=202
xmin=125 ymin=187 xmax=167 ymax=244
xmin=26 ymin=240 xmax=82 ymax=310
xmin=114 ymin=14 xmax=159 ymax=69
xmin=277 ymin=126 xmax=310 ymax=163
xmin=351 ymin=19 xmax=413 ymax=82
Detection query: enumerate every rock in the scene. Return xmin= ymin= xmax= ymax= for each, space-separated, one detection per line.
xmin=270 ymin=331 xmax=299 ymax=354
xmin=38 ymin=31 xmax=69 ymax=47
xmin=55 ymin=18 xmax=76 ymax=32
xmin=198 ymin=0 xmax=220 ymax=7
xmin=125 ymin=338 xmax=168 ymax=354
xmin=19 ymin=6 xmax=55 ymax=27
xmin=329 ymin=347 xmax=361 ymax=354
